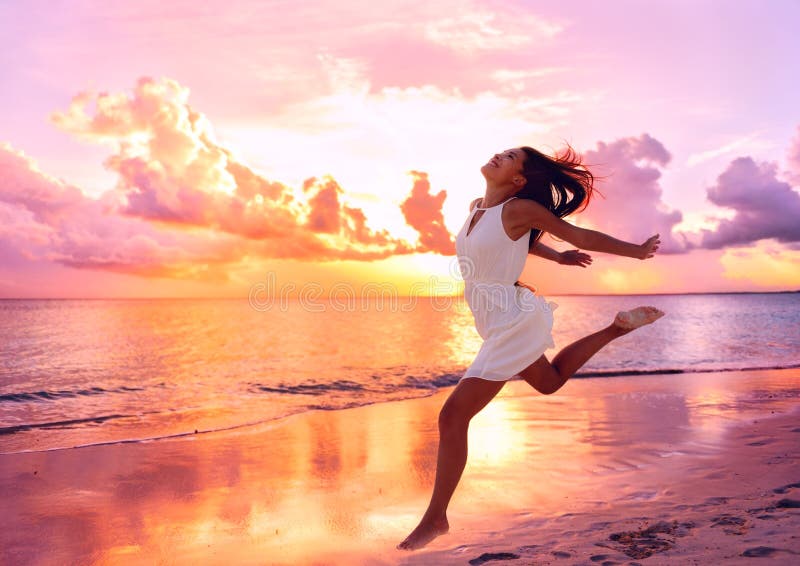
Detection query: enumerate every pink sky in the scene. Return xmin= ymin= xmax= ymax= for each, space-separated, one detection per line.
xmin=1 ymin=0 xmax=799 ymax=298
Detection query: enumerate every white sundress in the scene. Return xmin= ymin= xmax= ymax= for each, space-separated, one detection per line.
xmin=454 ymin=196 xmax=559 ymax=382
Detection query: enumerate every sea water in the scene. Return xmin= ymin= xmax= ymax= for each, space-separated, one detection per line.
xmin=1 ymin=292 xmax=798 ymax=453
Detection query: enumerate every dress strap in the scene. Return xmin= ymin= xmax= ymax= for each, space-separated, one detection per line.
xmin=474 ymin=196 xmax=517 ymax=210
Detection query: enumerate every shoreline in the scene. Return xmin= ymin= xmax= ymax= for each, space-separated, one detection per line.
xmin=2 ymin=368 xmax=799 ymax=565
xmin=5 ymin=363 xmax=800 ymax=457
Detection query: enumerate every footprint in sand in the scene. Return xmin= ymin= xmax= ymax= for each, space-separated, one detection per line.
xmin=709 ymin=514 xmax=749 ymax=535
xmin=515 ymin=544 xmax=541 ymax=553
xmin=702 ymin=470 xmax=729 ymax=480
xmin=595 ymin=520 xmax=696 ymax=560
xmin=753 ymin=497 xmax=800 ymax=512
xmin=467 ymin=551 xmax=520 ymax=565
xmin=703 ymin=496 xmax=730 ymax=506
xmin=742 ymin=546 xmax=800 ymax=558
xmin=772 ymin=481 xmax=800 ymax=494
xmin=589 ymin=553 xmax=624 ymax=564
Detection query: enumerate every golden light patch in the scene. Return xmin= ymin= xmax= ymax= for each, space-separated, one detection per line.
xmin=720 ymin=245 xmax=800 ymax=288
xmin=241 ymin=255 xmax=462 ymax=299
xmin=363 ymin=254 xmax=463 ymax=297
xmin=673 ymin=209 xmax=736 ymax=233
xmin=598 ymin=267 xmax=662 ymax=294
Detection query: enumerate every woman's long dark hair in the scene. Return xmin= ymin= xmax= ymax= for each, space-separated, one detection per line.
xmin=515 ymin=142 xmax=605 ymax=248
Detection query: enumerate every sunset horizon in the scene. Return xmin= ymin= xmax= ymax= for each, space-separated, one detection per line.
xmin=3 ymin=3 xmax=799 ymax=563
xmin=2 ymin=1 xmax=799 ymax=298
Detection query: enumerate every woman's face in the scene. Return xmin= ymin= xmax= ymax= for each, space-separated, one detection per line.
xmin=481 ymin=147 xmax=526 ymax=188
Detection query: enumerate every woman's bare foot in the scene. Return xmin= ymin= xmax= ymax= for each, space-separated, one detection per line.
xmin=613 ymin=306 xmax=665 ymax=332
xmin=396 ymin=516 xmax=450 ymax=551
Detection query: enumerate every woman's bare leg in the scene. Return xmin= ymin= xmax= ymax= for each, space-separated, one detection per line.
xmin=397 ymin=377 xmax=506 ymax=551
xmin=520 ymin=306 xmax=663 ymax=395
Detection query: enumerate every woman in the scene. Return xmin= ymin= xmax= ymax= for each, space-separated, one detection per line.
xmin=397 ymin=144 xmax=664 ymax=551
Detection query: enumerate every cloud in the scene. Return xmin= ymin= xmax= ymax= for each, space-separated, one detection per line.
xmin=0 ymin=78 xmax=461 ymax=282
xmin=697 ymin=156 xmax=800 ymax=249
xmin=423 ymin=8 xmax=563 ymax=53
xmin=784 ymin=124 xmax=800 ymax=187
xmin=0 ymin=140 xmax=421 ymax=281
xmin=572 ymin=128 xmax=800 ymax=254
xmin=302 ymin=175 xmax=403 ymax=248
xmin=0 ymin=142 xmax=85 ymax=225
xmin=576 ymin=133 xmax=687 ymax=253
xmin=0 ymin=143 xmax=244 ymax=281
xmin=686 ymin=132 xmax=769 ymax=166
xmin=41 ymin=76 xmax=451 ymax=268
xmin=400 ymin=171 xmax=454 ymax=255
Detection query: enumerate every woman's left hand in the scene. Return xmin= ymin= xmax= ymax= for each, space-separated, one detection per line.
xmin=559 ymin=249 xmax=592 ymax=267
xmin=514 ymin=280 xmax=538 ymax=293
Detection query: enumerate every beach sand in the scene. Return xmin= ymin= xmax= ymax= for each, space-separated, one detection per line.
xmin=2 ymin=368 xmax=799 ymax=565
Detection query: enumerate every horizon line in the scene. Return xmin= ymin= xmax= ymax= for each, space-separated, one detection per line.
xmin=1 ymin=289 xmax=798 ymax=300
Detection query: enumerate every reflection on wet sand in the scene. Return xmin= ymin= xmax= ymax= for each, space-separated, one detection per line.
xmin=1 ymin=369 xmax=797 ymax=564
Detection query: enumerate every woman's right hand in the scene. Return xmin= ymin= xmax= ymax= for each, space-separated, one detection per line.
xmin=638 ymin=234 xmax=661 ymax=259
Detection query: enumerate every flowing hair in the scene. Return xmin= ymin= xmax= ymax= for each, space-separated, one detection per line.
xmin=516 ymin=142 xmax=605 ymax=248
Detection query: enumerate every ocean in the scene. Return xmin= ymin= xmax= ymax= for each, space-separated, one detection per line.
xmin=1 ymin=292 xmax=798 ymax=454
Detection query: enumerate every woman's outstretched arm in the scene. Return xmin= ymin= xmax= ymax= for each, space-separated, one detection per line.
xmin=514 ymin=199 xmax=660 ymax=260
xmin=528 ymin=241 xmax=592 ymax=267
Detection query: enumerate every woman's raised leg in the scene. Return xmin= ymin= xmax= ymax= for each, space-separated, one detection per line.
xmin=397 ymin=376 xmax=506 ymax=551
xmin=520 ymin=306 xmax=663 ymax=395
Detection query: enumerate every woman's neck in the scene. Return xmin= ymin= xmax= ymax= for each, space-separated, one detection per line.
xmin=481 ymin=187 xmax=516 ymax=208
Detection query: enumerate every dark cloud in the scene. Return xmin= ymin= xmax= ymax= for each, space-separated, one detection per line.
xmin=699 ymin=156 xmax=800 ymax=249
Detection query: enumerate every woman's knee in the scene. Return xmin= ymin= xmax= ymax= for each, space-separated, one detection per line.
xmin=522 ymin=371 xmax=565 ymax=395
xmin=437 ymin=379 xmax=504 ymax=430
xmin=530 ymin=379 xmax=559 ymax=395
xmin=438 ymin=403 xmax=470 ymax=432
xmin=519 ymin=357 xmax=564 ymax=395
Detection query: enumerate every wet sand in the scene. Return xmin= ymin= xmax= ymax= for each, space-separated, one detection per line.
xmin=2 ymin=368 xmax=799 ymax=565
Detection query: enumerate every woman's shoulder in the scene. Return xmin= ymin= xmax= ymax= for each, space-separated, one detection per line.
xmin=507 ymin=197 xmax=545 ymax=213
xmin=504 ymin=197 xmax=551 ymax=226
xmin=469 ymin=197 xmax=483 ymax=212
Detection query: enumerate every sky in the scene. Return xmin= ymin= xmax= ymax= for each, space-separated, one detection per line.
xmin=1 ymin=0 xmax=799 ymax=298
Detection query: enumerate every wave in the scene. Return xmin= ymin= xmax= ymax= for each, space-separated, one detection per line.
xmin=2 ymin=363 xmax=798 ymax=456
xmin=0 ymin=413 xmax=136 ymax=435
xmin=248 ymin=364 xmax=800 ymax=396
xmin=250 ymin=379 xmax=368 ymax=395
xmin=572 ymin=362 xmax=800 ymax=378
xmin=0 ymin=383 xmax=162 ymax=404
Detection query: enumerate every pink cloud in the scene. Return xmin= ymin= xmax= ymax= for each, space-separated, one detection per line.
xmin=45 ymin=77 xmax=451 ymax=262
xmin=574 ymin=130 xmax=800 ymax=253
xmin=0 ymin=142 xmax=85 ymax=225
xmin=577 ymin=133 xmax=687 ymax=253
xmin=1 ymin=77 xmax=462 ymax=285
xmin=699 ymin=156 xmax=800 ymax=249
xmin=0 ymin=140 xmax=434 ymax=281
xmin=400 ymin=171 xmax=455 ymax=255
xmin=0 ymin=143 xmax=245 ymax=281
xmin=302 ymin=176 xmax=399 ymax=247
xmin=784 ymin=125 xmax=800 ymax=187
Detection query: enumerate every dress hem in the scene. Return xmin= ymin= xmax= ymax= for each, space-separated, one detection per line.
xmin=458 ymin=338 xmax=554 ymax=384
